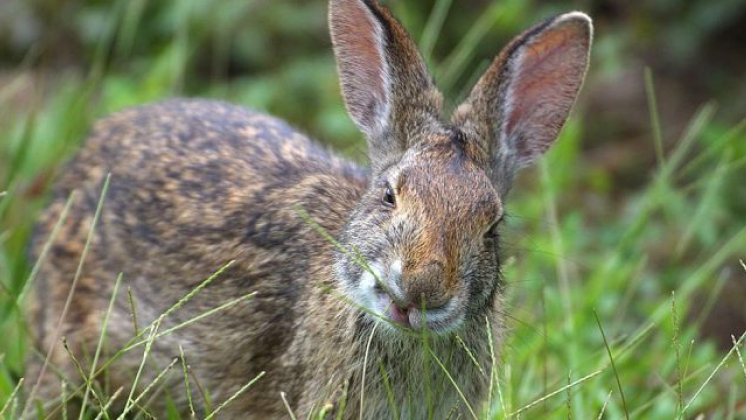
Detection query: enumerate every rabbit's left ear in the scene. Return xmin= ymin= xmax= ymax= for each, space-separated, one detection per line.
xmin=453 ymin=12 xmax=592 ymax=192
xmin=329 ymin=0 xmax=442 ymax=168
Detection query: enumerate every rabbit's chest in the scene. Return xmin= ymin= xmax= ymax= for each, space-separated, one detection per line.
xmin=354 ymin=339 xmax=488 ymax=419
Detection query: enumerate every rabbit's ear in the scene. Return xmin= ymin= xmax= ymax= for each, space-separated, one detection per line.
xmin=330 ymin=0 xmax=441 ymax=166
xmin=453 ymin=12 xmax=592 ymax=193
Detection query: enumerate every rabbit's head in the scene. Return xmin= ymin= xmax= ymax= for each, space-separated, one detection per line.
xmin=330 ymin=0 xmax=592 ymax=334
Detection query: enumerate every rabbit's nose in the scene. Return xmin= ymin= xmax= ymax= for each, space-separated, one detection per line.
xmin=402 ymin=261 xmax=451 ymax=310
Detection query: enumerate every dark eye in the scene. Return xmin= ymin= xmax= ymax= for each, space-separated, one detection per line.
xmin=450 ymin=128 xmax=466 ymax=147
xmin=382 ymin=184 xmax=396 ymax=208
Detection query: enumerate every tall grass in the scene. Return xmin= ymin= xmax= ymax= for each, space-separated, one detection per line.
xmin=1 ymin=0 xmax=745 ymax=418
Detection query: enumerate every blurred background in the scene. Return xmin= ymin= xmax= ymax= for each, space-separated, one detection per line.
xmin=1 ymin=0 xmax=746 ymax=417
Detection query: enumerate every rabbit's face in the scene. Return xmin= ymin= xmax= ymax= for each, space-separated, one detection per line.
xmin=336 ymin=130 xmax=504 ymax=335
xmin=330 ymin=0 xmax=592 ymax=334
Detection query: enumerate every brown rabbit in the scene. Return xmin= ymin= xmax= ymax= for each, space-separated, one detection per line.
xmin=24 ymin=0 xmax=592 ymax=418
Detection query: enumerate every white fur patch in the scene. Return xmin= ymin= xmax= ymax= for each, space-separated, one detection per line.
xmin=386 ymin=259 xmax=405 ymax=302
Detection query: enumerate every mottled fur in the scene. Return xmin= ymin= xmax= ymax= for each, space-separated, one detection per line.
xmin=26 ymin=1 xmax=592 ymax=418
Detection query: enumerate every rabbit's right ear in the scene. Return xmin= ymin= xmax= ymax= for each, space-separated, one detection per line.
xmin=452 ymin=13 xmax=592 ymax=195
xmin=329 ymin=0 xmax=442 ymax=167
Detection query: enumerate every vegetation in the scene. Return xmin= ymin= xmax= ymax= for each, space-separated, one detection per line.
xmin=1 ymin=0 xmax=745 ymax=418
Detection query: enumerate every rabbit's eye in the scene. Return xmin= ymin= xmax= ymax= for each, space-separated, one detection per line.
xmin=450 ymin=128 xmax=466 ymax=147
xmin=382 ymin=184 xmax=396 ymax=208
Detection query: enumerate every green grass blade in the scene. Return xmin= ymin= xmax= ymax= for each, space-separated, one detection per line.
xmin=118 ymin=318 xmax=162 ymax=419
xmin=419 ymin=0 xmax=453 ymax=61
xmin=179 ymin=345 xmax=197 ymax=419
xmin=23 ymin=173 xmax=111 ymax=419
xmin=0 ymin=377 xmax=23 ymax=417
xmin=671 ymin=292 xmax=684 ymax=419
xmin=79 ymin=273 xmax=122 ymax=420
xmin=359 ymin=321 xmax=378 ymax=420
xmin=377 ymin=359 xmax=398 ymax=420
xmin=92 ymin=387 xmax=124 ymax=420
xmin=596 ymin=390 xmax=613 ymax=420
xmin=644 ymin=67 xmax=665 ymax=167
xmin=730 ymin=335 xmax=746 ymax=383
xmin=511 ymin=369 xmax=603 ymax=416
xmin=204 ymin=371 xmax=265 ymax=420
xmin=426 ymin=348 xmax=477 ymax=420
xmin=683 ymin=331 xmax=746 ymax=413
xmin=436 ymin=1 xmax=506 ymax=91
xmin=594 ymin=311 xmax=629 ymax=420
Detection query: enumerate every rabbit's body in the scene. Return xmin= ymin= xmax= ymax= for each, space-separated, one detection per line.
xmin=26 ymin=99 xmax=497 ymax=418
xmin=26 ymin=1 xmax=592 ymax=418
xmin=27 ymin=100 xmax=362 ymax=416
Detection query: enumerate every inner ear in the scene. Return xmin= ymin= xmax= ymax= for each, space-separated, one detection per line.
xmin=454 ymin=12 xmax=592 ymax=185
xmin=501 ymin=14 xmax=592 ymax=166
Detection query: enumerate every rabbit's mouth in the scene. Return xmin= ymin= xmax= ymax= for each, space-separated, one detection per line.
xmin=379 ymin=297 xmax=466 ymax=334
xmin=354 ymin=260 xmax=466 ymax=335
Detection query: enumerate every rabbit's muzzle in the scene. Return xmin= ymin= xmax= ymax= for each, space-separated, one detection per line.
xmin=364 ymin=257 xmax=467 ymax=334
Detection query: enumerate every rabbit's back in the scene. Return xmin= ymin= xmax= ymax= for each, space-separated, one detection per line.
xmin=37 ymin=98 xmax=367 ymax=291
xmin=26 ymin=99 xmax=368 ymax=417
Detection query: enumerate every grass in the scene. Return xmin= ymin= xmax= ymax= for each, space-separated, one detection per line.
xmin=2 ymin=0 xmax=746 ymax=418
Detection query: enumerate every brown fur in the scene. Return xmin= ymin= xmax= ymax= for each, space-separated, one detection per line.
xmin=25 ymin=1 xmax=592 ymax=418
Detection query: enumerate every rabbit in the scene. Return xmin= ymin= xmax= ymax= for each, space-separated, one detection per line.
xmin=24 ymin=0 xmax=592 ymax=418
